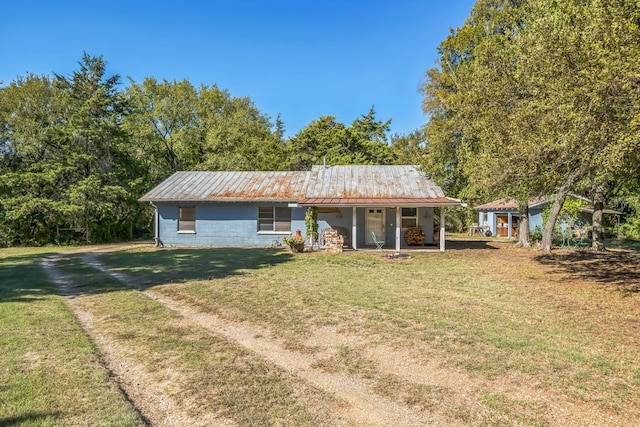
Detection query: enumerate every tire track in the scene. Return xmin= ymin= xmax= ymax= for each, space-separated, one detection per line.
xmin=82 ymin=253 xmax=442 ymax=426
xmin=42 ymin=254 xmax=236 ymax=427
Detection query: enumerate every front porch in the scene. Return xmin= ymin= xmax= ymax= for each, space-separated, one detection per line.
xmin=306 ymin=205 xmax=450 ymax=252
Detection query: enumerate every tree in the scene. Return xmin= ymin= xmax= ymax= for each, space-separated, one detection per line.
xmin=422 ymin=0 xmax=531 ymax=244
xmin=197 ymin=92 xmax=285 ymax=171
xmin=0 ymin=54 xmax=147 ymax=246
xmin=390 ymin=129 xmax=427 ymax=166
xmin=285 ymin=107 xmax=395 ymax=170
xmin=52 ymin=53 xmax=136 ymax=243
xmin=422 ymin=0 xmax=640 ymax=252
xmin=123 ymin=77 xmax=202 ymax=181
xmin=124 ymin=79 xmax=284 ymax=176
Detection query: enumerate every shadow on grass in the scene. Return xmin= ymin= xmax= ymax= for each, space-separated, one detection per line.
xmin=535 ymin=249 xmax=640 ymax=295
xmin=445 ymin=240 xmax=501 ymax=250
xmin=1 ymin=248 xmax=295 ymax=301
xmin=0 ymin=412 xmax=61 ymax=426
xmin=100 ymin=247 xmax=295 ymax=288
xmin=0 ymin=252 xmax=60 ymax=303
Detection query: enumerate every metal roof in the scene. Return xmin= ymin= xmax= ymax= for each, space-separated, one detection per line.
xmin=474 ymin=197 xmax=622 ymax=215
xmin=474 ymin=198 xmax=520 ymax=211
xmin=298 ymin=197 xmax=463 ymax=206
xmin=139 ymin=171 xmax=311 ymax=202
xmin=140 ymin=165 xmax=463 ymax=206
xmin=304 ymin=165 xmax=447 ymax=199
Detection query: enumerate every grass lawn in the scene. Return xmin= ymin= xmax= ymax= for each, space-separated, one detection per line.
xmin=2 ymin=242 xmax=640 ymax=425
xmin=0 ymin=247 xmax=145 ymax=426
xmin=101 ymin=242 xmax=640 ymax=424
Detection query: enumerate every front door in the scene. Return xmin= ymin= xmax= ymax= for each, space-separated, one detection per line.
xmin=365 ymin=208 xmax=385 ymax=245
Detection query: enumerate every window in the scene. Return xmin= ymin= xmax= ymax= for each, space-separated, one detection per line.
xmin=401 ymin=207 xmax=417 ymax=228
xmin=258 ymin=206 xmax=291 ymax=232
xmin=178 ymin=206 xmax=196 ymax=232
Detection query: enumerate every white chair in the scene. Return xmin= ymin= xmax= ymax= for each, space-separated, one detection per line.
xmin=371 ymin=231 xmax=384 ymax=250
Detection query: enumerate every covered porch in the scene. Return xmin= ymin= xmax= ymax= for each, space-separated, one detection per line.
xmin=298 ymin=202 xmax=460 ymax=253
xmin=298 ymin=165 xmax=464 ymax=252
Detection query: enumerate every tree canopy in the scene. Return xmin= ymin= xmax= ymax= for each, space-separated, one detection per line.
xmin=422 ymin=0 xmax=640 ymax=251
xmin=0 ymin=55 xmax=406 ymax=246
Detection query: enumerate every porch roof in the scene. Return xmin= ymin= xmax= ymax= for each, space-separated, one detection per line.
xmin=475 ymin=196 xmax=622 ymax=215
xmin=298 ymin=197 xmax=463 ymax=206
xmin=474 ymin=197 xmax=546 ymax=211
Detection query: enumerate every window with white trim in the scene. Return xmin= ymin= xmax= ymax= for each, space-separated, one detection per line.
xmin=258 ymin=206 xmax=291 ymax=232
xmin=401 ymin=207 xmax=417 ymax=228
xmin=178 ymin=206 xmax=196 ymax=232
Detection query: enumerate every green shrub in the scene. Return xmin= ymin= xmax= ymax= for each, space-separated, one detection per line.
xmin=529 ymin=226 xmax=543 ymax=243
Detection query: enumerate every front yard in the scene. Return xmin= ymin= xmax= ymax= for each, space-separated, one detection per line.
xmin=2 ymin=242 xmax=639 ymax=425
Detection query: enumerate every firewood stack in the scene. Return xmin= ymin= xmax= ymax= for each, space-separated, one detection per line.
xmin=323 ymin=228 xmax=344 ymax=252
xmin=404 ymin=227 xmax=425 ymax=246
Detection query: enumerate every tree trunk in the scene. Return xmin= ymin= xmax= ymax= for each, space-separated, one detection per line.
xmin=592 ymin=185 xmax=606 ymax=250
xmin=541 ymin=196 xmax=565 ymax=253
xmin=516 ymin=202 xmax=530 ymax=248
xmin=541 ymin=168 xmax=584 ymax=253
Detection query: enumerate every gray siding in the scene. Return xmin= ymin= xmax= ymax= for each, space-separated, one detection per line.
xmin=157 ymin=203 xmax=436 ymax=248
xmin=157 ymin=202 xmax=306 ymax=247
xmin=317 ymin=207 xmax=435 ymax=248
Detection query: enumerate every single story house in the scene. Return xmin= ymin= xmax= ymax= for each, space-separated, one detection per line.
xmin=139 ymin=165 xmax=463 ymax=252
xmin=474 ymin=196 xmax=621 ymax=238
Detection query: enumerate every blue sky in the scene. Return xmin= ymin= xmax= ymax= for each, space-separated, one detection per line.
xmin=1 ymin=0 xmax=475 ymax=137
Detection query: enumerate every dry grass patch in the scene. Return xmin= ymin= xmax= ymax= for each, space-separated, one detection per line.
xmin=53 ymin=254 xmax=335 ymax=426
xmin=99 ymin=244 xmax=640 ymax=425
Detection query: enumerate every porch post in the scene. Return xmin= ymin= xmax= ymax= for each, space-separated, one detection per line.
xmin=440 ymin=206 xmax=446 ymax=252
xmin=507 ymin=212 xmax=513 ymax=238
xmin=153 ymin=204 xmax=160 ymax=247
xmin=395 ymin=206 xmax=401 ymax=253
xmin=352 ymin=206 xmax=357 ymax=250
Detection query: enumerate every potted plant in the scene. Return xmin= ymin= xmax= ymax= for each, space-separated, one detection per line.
xmin=282 ymin=230 xmax=306 ymax=252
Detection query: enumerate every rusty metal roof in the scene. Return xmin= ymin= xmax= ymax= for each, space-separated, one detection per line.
xmin=140 ymin=165 xmax=463 ymax=206
xmin=475 ymin=196 xmax=550 ymax=211
xmin=139 ymin=171 xmax=311 ymax=202
xmin=475 ymin=196 xmax=622 ymax=214
xmin=474 ymin=198 xmax=520 ymax=211
xmin=304 ymin=165 xmax=447 ymax=199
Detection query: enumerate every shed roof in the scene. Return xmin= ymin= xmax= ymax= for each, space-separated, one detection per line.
xmin=139 ymin=171 xmax=311 ymax=202
xmin=474 ymin=197 xmax=549 ymax=211
xmin=475 ymin=196 xmax=622 ymax=215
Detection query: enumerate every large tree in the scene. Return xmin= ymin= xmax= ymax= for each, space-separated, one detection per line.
xmin=423 ymin=0 xmax=532 ymax=244
xmin=124 ymin=78 xmax=284 ymax=177
xmin=423 ymin=0 xmax=640 ymax=252
xmin=286 ymin=107 xmax=395 ymax=170
xmin=0 ymin=74 xmax=60 ymax=244
xmin=0 ymin=54 xmax=144 ymax=245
